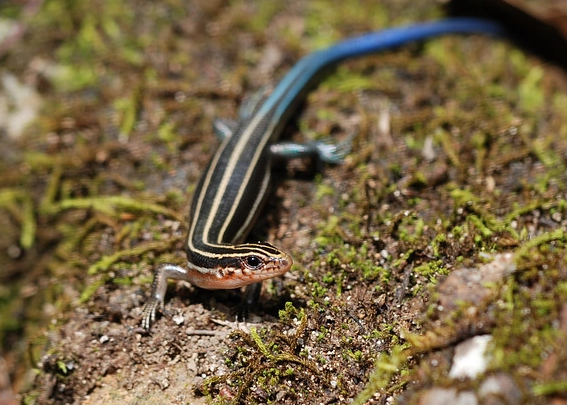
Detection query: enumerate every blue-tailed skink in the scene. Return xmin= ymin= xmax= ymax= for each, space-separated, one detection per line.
xmin=141 ymin=18 xmax=505 ymax=329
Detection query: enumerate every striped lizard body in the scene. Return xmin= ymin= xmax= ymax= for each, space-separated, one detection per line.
xmin=141 ymin=18 xmax=504 ymax=329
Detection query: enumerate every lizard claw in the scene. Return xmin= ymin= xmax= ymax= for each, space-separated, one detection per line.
xmin=141 ymin=299 xmax=161 ymax=330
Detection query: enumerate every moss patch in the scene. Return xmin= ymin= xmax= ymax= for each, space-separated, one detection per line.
xmin=0 ymin=0 xmax=566 ymax=404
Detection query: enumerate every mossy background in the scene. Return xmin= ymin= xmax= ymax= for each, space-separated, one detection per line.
xmin=0 ymin=0 xmax=566 ymax=404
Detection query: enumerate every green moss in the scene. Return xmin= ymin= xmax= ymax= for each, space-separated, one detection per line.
xmin=413 ymin=260 xmax=447 ymax=283
xmin=0 ymin=189 xmax=36 ymax=249
xmin=345 ymin=349 xmax=364 ymax=362
xmin=40 ymin=195 xmax=182 ymax=220
xmin=314 ymin=176 xmax=336 ymax=201
xmin=321 ymin=66 xmax=380 ymax=93
xmin=518 ymin=66 xmax=545 ymax=116
xmin=113 ymin=93 xmax=140 ymax=142
xmin=278 ymin=301 xmax=305 ymax=323
xmin=351 ymin=345 xmax=410 ymax=405
xmin=533 ymin=381 xmax=567 ymax=396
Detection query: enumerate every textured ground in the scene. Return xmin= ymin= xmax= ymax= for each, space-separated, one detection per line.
xmin=1 ymin=0 xmax=567 ymax=404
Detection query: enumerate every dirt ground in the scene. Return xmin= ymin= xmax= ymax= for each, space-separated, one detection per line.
xmin=1 ymin=0 xmax=567 ymax=404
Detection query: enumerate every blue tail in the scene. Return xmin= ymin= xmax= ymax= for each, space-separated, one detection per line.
xmin=262 ymin=18 xmax=505 ymax=119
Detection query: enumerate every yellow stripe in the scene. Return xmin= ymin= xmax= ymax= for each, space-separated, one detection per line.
xmin=217 ymin=121 xmax=277 ymax=243
xmin=187 ymin=111 xmax=274 ymax=258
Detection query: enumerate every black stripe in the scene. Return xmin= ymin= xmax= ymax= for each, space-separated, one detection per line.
xmin=188 ymin=113 xmax=275 ymax=253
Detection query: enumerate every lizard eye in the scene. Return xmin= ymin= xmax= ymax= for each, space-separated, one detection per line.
xmin=244 ymin=255 xmax=262 ymax=269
